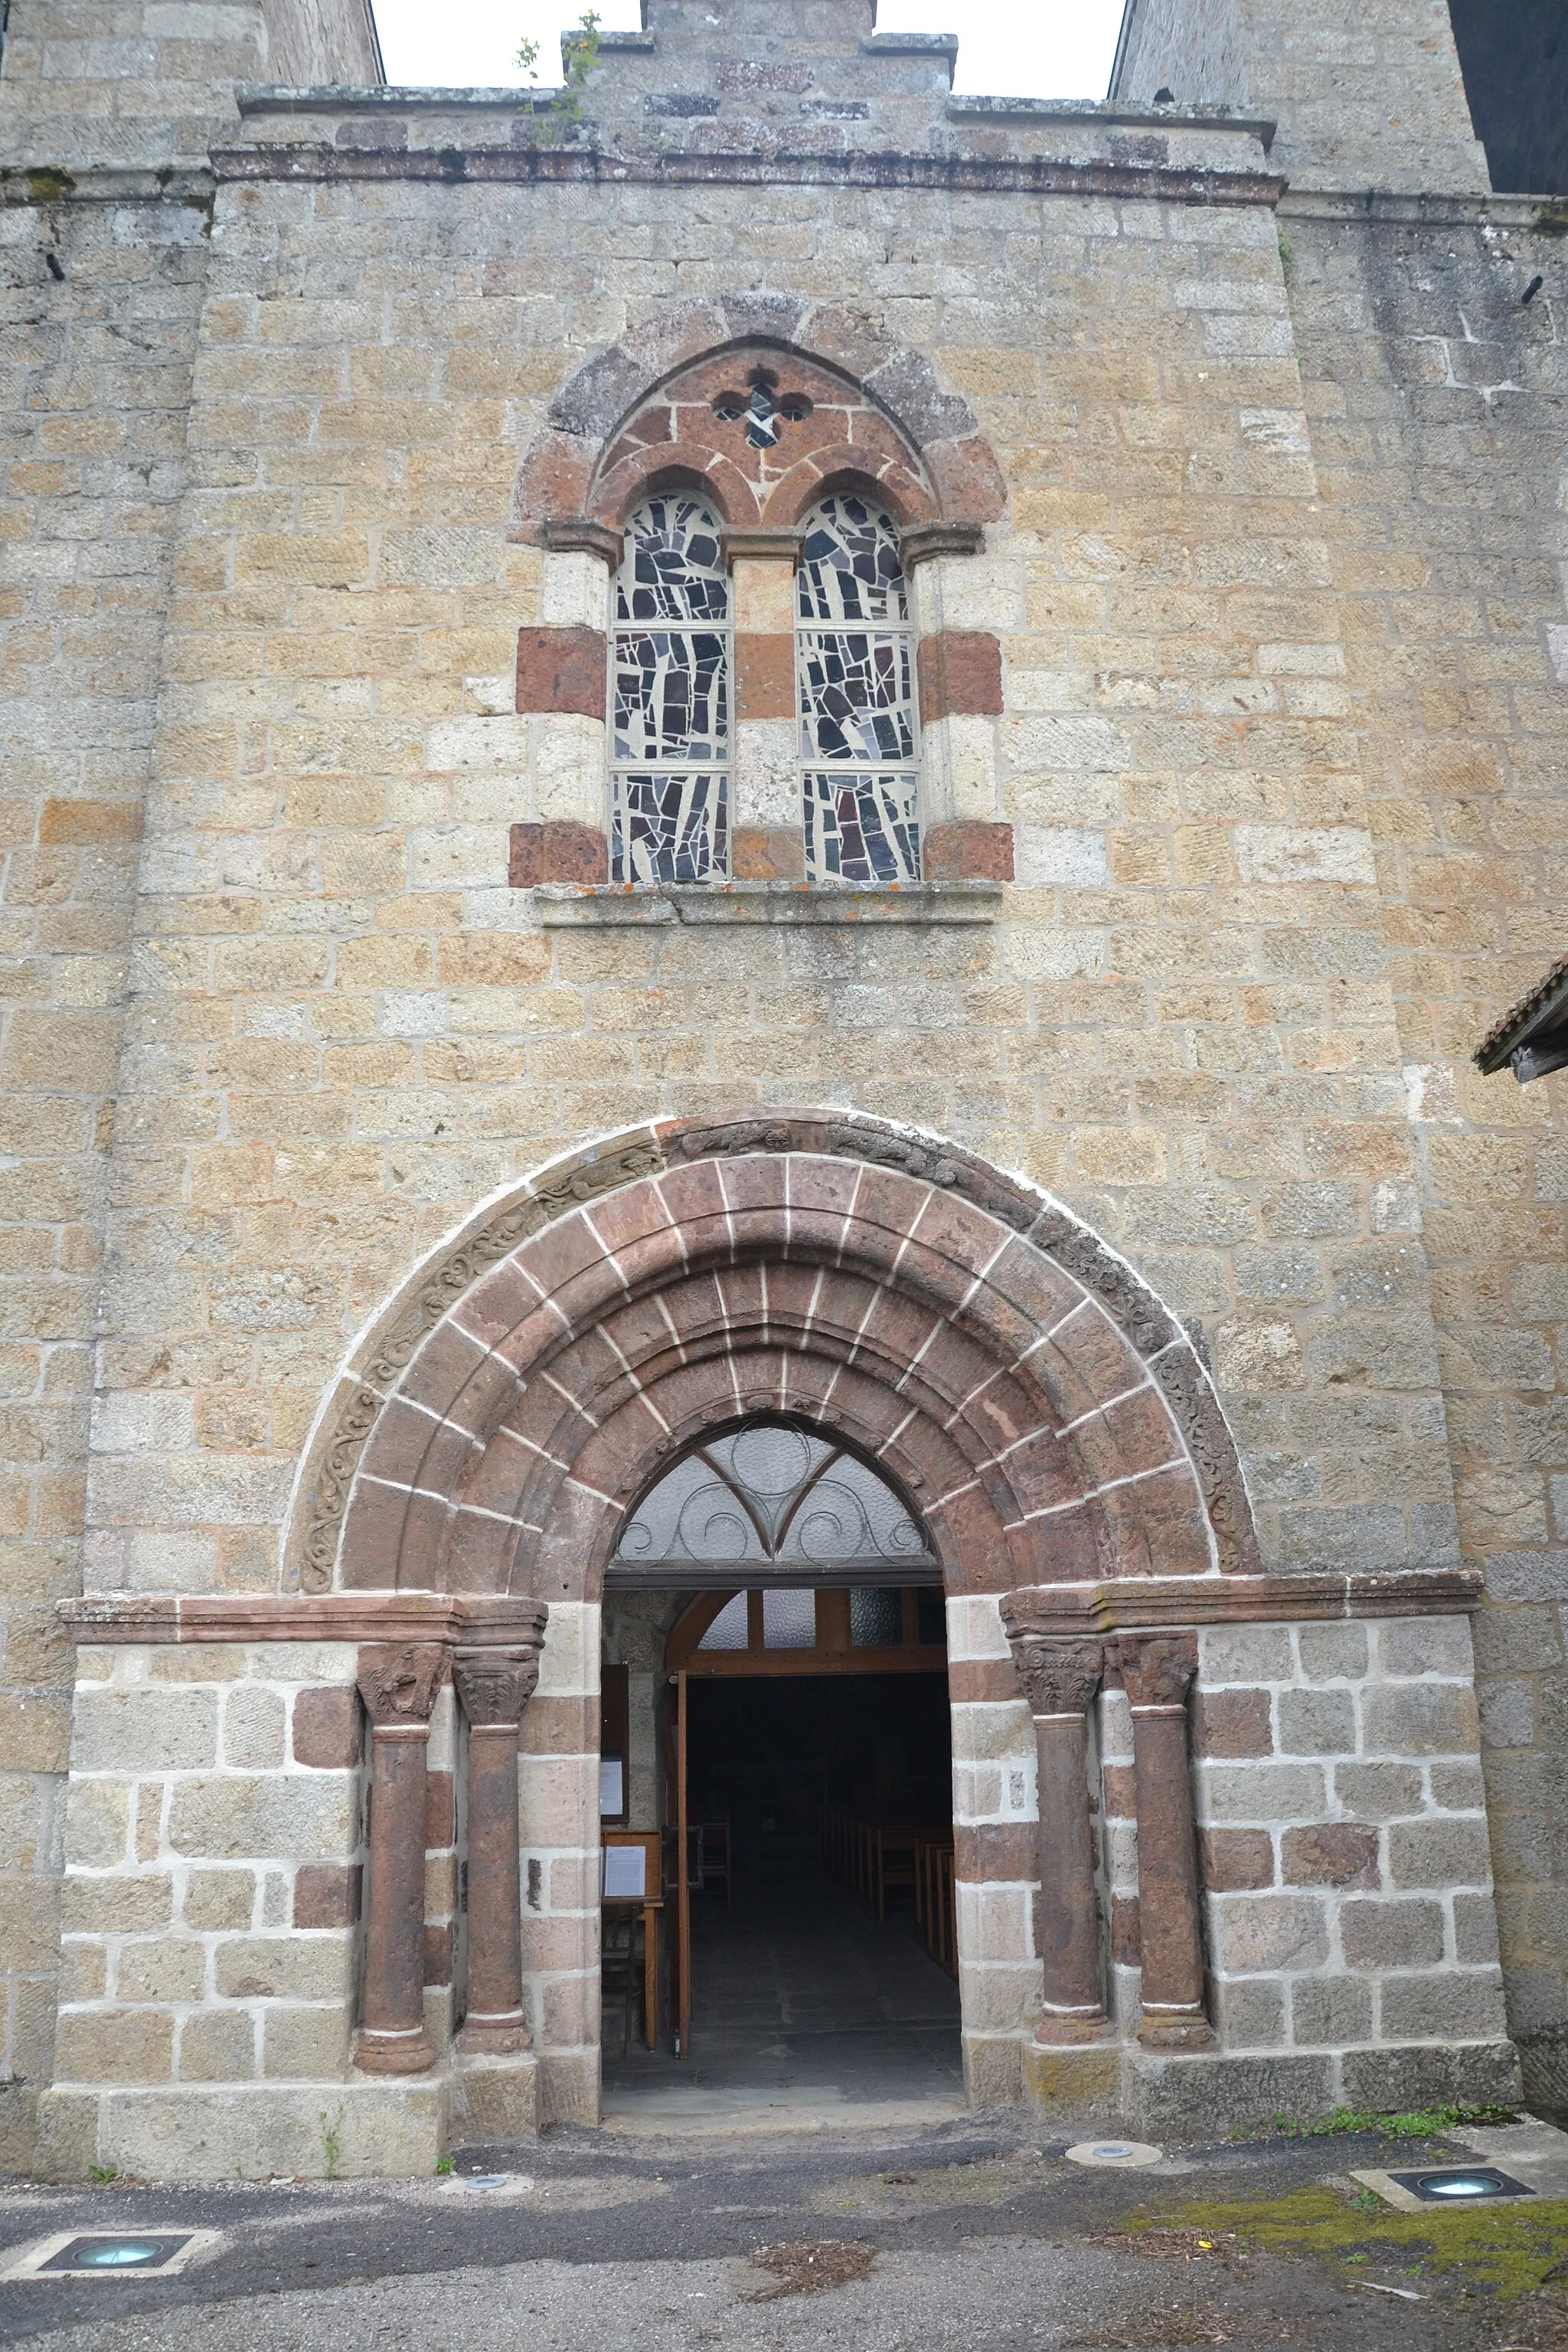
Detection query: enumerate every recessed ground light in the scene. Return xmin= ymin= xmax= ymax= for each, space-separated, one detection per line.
xmin=1 ymin=2231 xmax=220 ymax=2282
xmin=1351 ymin=2164 xmax=1538 ymax=2212
xmin=1393 ymin=2167 xmax=1534 ymax=2202
xmin=1065 ymin=2140 xmax=1164 ymax=2168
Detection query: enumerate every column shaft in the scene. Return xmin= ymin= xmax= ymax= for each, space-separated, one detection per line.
xmin=1002 ymin=1625 xmax=1109 ymax=2043
xmin=1114 ymin=1634 xmax=1213 ymax=2052
xmin=355 ymin=1643 xmax=447 ymax=2074
xmin=454 ymin=1642 xmax=544 ymax=2056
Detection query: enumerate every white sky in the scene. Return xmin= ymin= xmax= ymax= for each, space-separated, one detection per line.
xmin=371 ymin=0 xmax=1127 ymax=102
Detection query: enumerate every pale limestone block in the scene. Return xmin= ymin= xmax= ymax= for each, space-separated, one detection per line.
xmin=955 ymin=1958 xmax=1042 ymax=2033
xmin=426 ymin=714 xmax=532 ymax=773
xmin=946 ymin=1594 xmax=1007 ymax=1662
xmin=541 ymin=548 xmax=610 ymax=633
xmin=84 ymin=1532 xmax=217 ymax=1599
xmin=537 ymin=1602 xmax=598 ymax=1699
xmin=408 ymin=825 xmax=513 ymax=891
xmin=534 ymin=712 xmax=605 ymax=825
xmin=93 ymin=2081 xmax=444 ymax=2180
xmin=921 ymin=714 xmax=1000 ymax=825
xmin=732 ymin=717 xmax=796 ymax=831
xmin=1233 ymin=825 xmax=1377 ymax=885
xmin=956 ymin=1880 xmax=1033 ymax=1963
xmin=1371 ymin=1615 xmax=1475 ymax=1681
xmin=949 ymin=1697 xmax=1034 ymax=1764
xmin=1014 ymin=825 xmax=1109 ymax=887
xmin=221 ymin=1686 xmax=286 ymax=1771
xmin=909 ymin=551 xmax=1024 ymax=635
xmin=243 ymin=1646 xmax=358 ymax=1684
xmin=73 ymin=1689 xmax=218 ymax=1775
xmin=62 ymin=1779 xmax=130 ymax=1871
xmin=466 ymin=674 xmax=517 ymax=717
xmin=90 ymin=1391 xmax=197 ymax=1454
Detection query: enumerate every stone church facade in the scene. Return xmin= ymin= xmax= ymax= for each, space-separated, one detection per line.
xmin=1 ymin=0 xmax=1565 ymax=2177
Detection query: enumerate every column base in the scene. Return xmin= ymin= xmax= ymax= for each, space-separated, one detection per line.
xmin=1137 ymin=2007 xmax=1214 ymax=2052
xmin=456 ymin=2012 xmax=532 ymax=2057
xmin=355 ymin=2026 xmax=438 ymax=2075
xmin=1033 ymin=2007 xmax=1115 ymax=2047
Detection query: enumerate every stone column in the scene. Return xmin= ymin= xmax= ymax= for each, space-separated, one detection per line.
xmin=1005 ymin=1632 xmax=1110 ymax=2042
xmin=355 ymin=1643 xmax=448 ymax=2074
xmin=901 ymin=523 xmax=1013 ymax=882
xmin=508 ymin=518 xmax=619 ymax=887
xmin=1112 ymin=1632 xmax=1214 ymax=2051
xmin=724 ymin=526 xmax=802 ymax=880
xmin=453 ymin=1642 xmax=544 ymax=2055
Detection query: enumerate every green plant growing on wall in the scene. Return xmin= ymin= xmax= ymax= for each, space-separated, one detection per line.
xmin=516 ymin=11 xmax=602 ymax=145
xmin=319 ymin=2105 xmax=345 ymax=2180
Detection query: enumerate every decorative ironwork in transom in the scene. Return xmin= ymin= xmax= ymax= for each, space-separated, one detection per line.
xmin=610 ymin=1422 xmax=936 ymax=1586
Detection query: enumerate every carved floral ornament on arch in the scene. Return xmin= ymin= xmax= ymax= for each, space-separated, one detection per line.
xmin=286 ymin=1111 xmax=1262 ymax=1604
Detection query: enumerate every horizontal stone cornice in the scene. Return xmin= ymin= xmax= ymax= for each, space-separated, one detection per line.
xmin=1003 ymin=1569 xmax=1483 ymax=1639
xmin=209 ymin=143 xmax=1285 ymax=207
xmin=59 ymin=1591 xmax=550 ymax=1647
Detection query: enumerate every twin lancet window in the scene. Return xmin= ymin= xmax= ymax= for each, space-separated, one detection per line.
xmin=609 ymin=492 xmax=920 ymax=887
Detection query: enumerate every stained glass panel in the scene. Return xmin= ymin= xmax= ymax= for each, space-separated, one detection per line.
xmin=803 ymin=773 xmax=921 ymax=886
xmin=798 ymin=492 xmax=908 ymax=626
xmin=612 ymin=497 xmax=730 ymax=882
xmin=797 ymin=632 xmax=915 ymax=766
xmin=612 ymin=774 xmax=728 ymax=886
xmin=617 ymin=497 xmax=728 ymax=624
xmin=795 ymin=496 xmax=919 ymax=884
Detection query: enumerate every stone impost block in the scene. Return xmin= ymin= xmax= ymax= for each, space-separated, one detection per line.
xmin=509 ymin=821 xmax=608 ymax=887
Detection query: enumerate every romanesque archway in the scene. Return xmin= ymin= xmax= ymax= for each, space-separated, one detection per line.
xmin=291 ymin=1109 xmax=1257 ymax=1606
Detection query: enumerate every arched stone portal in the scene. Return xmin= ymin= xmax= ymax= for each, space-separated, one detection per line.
xmin=286 ymin=1109 xmax=1262 ymax=2122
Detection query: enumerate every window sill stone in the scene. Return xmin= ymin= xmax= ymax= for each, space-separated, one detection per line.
xmin=531 ymin=880 xmax=1003 ymax=926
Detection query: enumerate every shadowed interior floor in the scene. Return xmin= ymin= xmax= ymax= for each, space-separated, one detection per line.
xmin=602 ymin=1851 xmax=964 ymax=2115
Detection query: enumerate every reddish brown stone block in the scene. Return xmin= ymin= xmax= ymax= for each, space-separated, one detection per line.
xmin=292 ymin=1687 xmax=361 ymax=1769
xmin=921 ymin=820 xmax=1014 ymax=881
xmin=1282 ymin=1824 xmax=1380 ymax=1890
xmin=1200 ymin=1828 xmax=1276 ymax=1892
xmin=916 ymin=629 xmax=1004 ymax=720
xmin=295 ymin=1862 xmax=361 ymax=1929
xmin=734 ymin=632 xmax=795 ymax=720
xmin=425 ymin=1769 xmax=455 ymax=1848
xmin=1102 ymin=1764 xmax=1138 ymax=1820
xmin=515 ymin=626 xmax=606 ymax=717
xmin=508 ymin=821 xmax=608 ymax=887
xmin=1112 ymin=1894 xmax=1142 ymax=1965
xmin=731 ymin=825 xmax=805 ymax=880
xmin=1191 ymin=1689 xmax=1273 ymax=1759
xmin=423 ymin=1923 xmax=452 ymax=1986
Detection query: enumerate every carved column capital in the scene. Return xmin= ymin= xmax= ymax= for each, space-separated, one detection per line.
xmin=453 ymin=1646 xmax=541 ymax=1730
xmin=1112 ymin=1632 xmax=1197 ymax=1713
xmin=1005 ymin=1632 xmax=1104 ymax=1719
xmin=356 ymin=1643 xmax=448 ymax=1730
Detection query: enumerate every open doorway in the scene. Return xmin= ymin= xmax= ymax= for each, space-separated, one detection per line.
xmin=598 ymin=1423 xmax=962 ymax=2120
